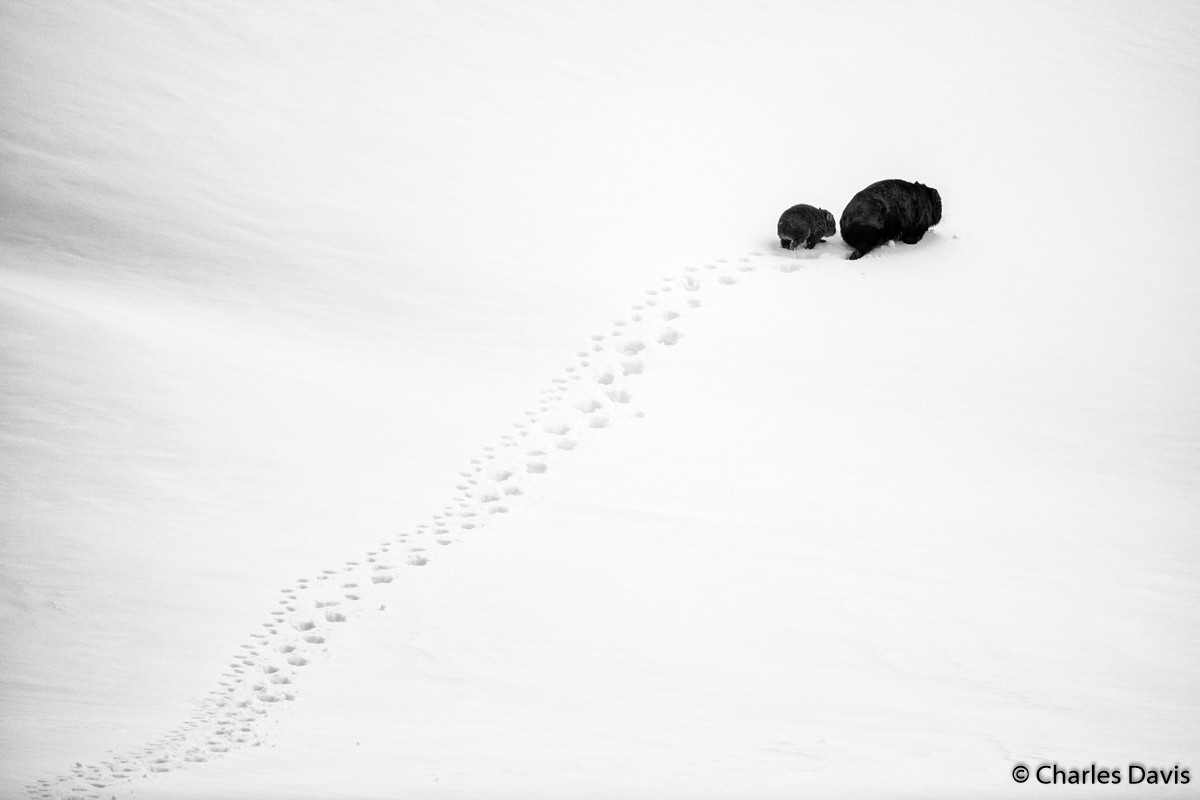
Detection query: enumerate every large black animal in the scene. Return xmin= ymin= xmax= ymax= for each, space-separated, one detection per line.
xmin=839 ymin=179 xmax=941 ymax=260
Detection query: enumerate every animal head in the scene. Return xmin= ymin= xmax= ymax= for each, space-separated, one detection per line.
xmin=926 ymin=186 xmax=942 ymax=225
xmin=822 ymin=209 xmax=836 ymax=235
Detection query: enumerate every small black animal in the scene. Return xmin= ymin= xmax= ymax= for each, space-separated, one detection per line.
xmin=777 ymin=204 xmax=836 ymax=250
xmin=839 ymin=179 xmax=942 ymax=260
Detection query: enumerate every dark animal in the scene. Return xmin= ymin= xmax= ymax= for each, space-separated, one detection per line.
xmin=839 ymin=179 xmax=942 ymax=260
xmin=777 ymin=204 xmax=836 ymax=250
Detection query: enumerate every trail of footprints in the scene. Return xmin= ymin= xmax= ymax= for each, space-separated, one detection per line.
xmin=33 ymin=249 xmax=821 ymax=799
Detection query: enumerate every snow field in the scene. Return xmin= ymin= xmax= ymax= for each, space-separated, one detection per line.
xmin=3 ymin=0 xmax=1199 ymax=798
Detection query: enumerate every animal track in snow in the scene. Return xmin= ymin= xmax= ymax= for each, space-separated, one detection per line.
xmin=37 ymin=248 xmax=816 ymax=799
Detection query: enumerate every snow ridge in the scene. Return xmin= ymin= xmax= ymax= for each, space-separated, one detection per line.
xmin=29 ymin=249 xmax=825 ymax=800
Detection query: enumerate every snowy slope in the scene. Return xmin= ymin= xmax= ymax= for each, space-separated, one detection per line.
xmin=2 ymin=1 xmax=1199 ymax=799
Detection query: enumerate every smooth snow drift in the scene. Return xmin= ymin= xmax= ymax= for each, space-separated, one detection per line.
xmin=2 ymin=1 xmax=1199 ymax=799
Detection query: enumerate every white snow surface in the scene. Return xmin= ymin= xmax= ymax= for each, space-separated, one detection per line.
xmin=2 ymin=1 xmax=1199 ymax=798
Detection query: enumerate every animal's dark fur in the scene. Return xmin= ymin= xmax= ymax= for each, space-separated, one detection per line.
xmin=839 ymin=179 xmax=942 ymax=260
xmin=777 ymin=204 xmax=836 ymax=250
